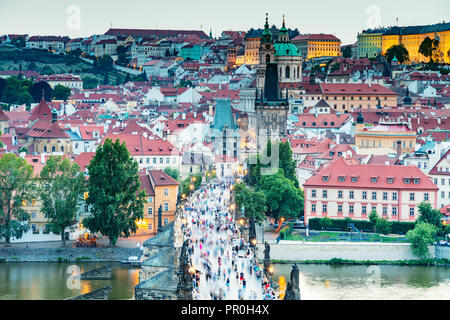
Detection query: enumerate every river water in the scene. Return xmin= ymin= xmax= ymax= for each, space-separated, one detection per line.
xmin=0 ymin=262 xmax=449 ymax=300
xmin=273 ymin=263 xmax=450 ymax=300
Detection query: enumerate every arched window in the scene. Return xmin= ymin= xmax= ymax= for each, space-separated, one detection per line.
xmin=52 ymin=146 xmax=56 ymax=153
xmin=285 ymin=66 xmax=290 ymax=79
xmin=61 ymin=146 xmax=64 ymax=152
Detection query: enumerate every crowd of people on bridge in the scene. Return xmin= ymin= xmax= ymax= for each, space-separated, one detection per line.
xmin=182 ymin=177 xmax=276 ymax=300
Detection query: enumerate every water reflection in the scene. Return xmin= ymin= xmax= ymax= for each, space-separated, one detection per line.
xmin=0 ymin=262 xmax=139 ymax=300
xmin=273 ymin=264 xmax=450 ymax=300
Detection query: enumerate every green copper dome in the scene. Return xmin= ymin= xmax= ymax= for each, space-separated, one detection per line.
xmin=274 ymin=42 xmax=301 ymax=56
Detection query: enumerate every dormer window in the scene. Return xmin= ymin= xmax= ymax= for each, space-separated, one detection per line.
xmin=322 ymin=175 xmax=329 ymax=182
xmin=413 ymin=178 xmax=420 ymax=184
xmin=351 ymin=176 xmax=358 ymax=183
xmin=371 ymin=177 xmax=378 ymax=183
xmin=404 ymin=178 xmax=411 ymax=184
xmin=338 ymin=176 xmax=345 ymax=182
xmin=387 ymin=178 xmax=394 ymax=184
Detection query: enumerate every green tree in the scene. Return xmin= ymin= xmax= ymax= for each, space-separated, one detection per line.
xmin=97 ymin=54 xmax=114 ymax=70
xmin=342 ymin=46 xmax=352 ymax=58
xmin=52 ymin=84 xmax=72 ymax=101
xmin=117 ymin=45 xmax=127 ymax=65
xmin=278 ymin=141 xmax=299 ymax=188
xmin=83 ymin=139 xmax=146 ymax=246
xmin=319 ymin=216 xmax=333 ymax=230
xmin=0 ymin=154 xmax=35 ymax=244
xmin=39 ymin=156 xmax=86 ymax=245
xmin=419 ymin=37 xmax=440 ymax=62
xmin=375 ymin=217 xmax=392 ymax=235
xmin=163 ymin=167 xmax=180 ymax=181
xmin=257 ymin=170 xmax=304 ymax=223
xmin=416 ymin=201 xmax=443 ymax=230
xmin=369 ymin=210 xmax=378 ymax=232
xmin=406 ymin=222 xmax=438 ymax=258
xmin=82 ymin=76 xmax=99 ymax=89
xmin=385 ymin=44 xmax=409 ymax=64
xmin=29 ymin=81 xmax=52 ymax=102
xmin=41 ymin=65 xmax=55 ymax=75
xmin=234 ymin=183 xmax=267 ymax=223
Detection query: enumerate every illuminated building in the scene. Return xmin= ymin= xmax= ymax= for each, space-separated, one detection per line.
xmin=291 ymin=34 xmax=341 ymax=60
xmin=357 ymin=22 xmax=450 ymax=63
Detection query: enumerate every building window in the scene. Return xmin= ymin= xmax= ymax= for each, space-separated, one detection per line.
xmin=349 ymin=205 xmax=354 ymax=214
xmin=349 ymin=191 xmax=354 ymax=199
xmin=392 ymin=207 xmax=397 ymax=215
xmin=371 ymin=177 xmax=378 ymax=183
xmin=409 ymin=207 xmax=415 ymax=216
xmin=424 ymin=193 xmax=429 ymax=201
xmin=163 ymin=202 xmax=169 ymax=212
xmin=148 ymin=223 xmax=153 ymax=230
xmin=362 ymin=205 xmax=367 ymax=215
xmin=362 ymin=191 xmax=367 ymax=200
xmin=371 ymin=192 xmax=377 ymax=200
xmin=382 ymin=207 xmax=387 ymax=215
xmin=409 ymin=193 xmax=415 ymax=201
xmin=383 ymin=192 xmax=388 ymax=200
xmin=338 ymin=204 xmax=343 ymax=213
xmin=153 ymin=158 xmax=157 ymax=164
xmin=441 ymin=191 xmax=445 ymax=199
xmin=323 ymin=190 xmax=327 ymax=198
xmin=148 ymin=207 xmax=153 ymax=216
xmin=148 ymin=197 xmax=153 ymax=203
xmin=311 ymin=204 xmax=316 ymax=212
xmin=322 ymin=204 xmax=327 ymax=213
xmin=164 ymin=188 xmax=169 ymax=196
xmin=392 ymin=192 xmax=398 ymax=201
xmin=311 ymin=190 xmax=316 ymax=198
xmin=160 ymin=158 xmax=163 ymax=164
xmin=338 ymin=190 xmax=343 ymax=199
xmin=163 ymin=218 xmax=169 ymax=225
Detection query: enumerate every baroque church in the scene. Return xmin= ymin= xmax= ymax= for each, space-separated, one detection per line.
xmin=254 ymin=14 xmax=303 ymax=151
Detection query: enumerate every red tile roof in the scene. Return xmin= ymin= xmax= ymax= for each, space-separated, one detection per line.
xmin=320 ymin=83 xmax=397 ymax=96
xmin=74 ymin=152 xmax=95 ymax=171
xmin=304 ymin=157 xmax=438 ymax=190
xmin=29 ymin=98 xmax=52 ymax=122
xmin=292 ymin=34 xmax=341 ymax=42
xmin=149 ymin=169 xmax=180 ymax=186
xmin=429 ymin=148 xmax=450 ymax=176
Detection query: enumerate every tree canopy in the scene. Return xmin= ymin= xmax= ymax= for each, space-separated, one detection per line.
xmin=234 ymin=183 xmax=267 ymax=223
xmin=416 ymin=201 xmax=443 ymax=230
xmin=257 ymin=170 xmax=304 ymax=221
xmin=52 ymin=84 xmax=71 ymax=101
xmin=39 ymin=156 xmax=85 ymax=245
xmin=385 ymin=44 xmax=409 ymax=64
xmin=29 ymin=80 xmax=52 ymax=102
xmin=406 ymin=222 xmax=438 ymax=258
xmin=0 ymin=153 xmax=35 ymax=244
xmin=419 ymin=37 xmax=440 ymax=62
xmin=83 ymin=139 xmax=146 ymax=246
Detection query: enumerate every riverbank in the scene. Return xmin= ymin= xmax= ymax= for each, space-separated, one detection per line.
xmin=256 ymin=241 xmax=450 ymax=261
xmin=0 ymin=247 xmax=141 ymax=262
xmin=271 ymin=258 xmax=450 ymax=266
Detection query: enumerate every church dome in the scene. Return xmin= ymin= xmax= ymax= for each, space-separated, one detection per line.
xmin=274 ymin=42 xmax=301 ymax=57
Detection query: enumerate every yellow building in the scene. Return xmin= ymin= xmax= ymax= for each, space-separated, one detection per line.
xmin=357 ymin=30 xmax=384 ymax=58
xmin=137 ymin=169 xmax=180 ymax=235
xmin=355 ymin=121 xmax=416 ymax=156
xmin=292 ymin=34 xmax=341 ymax=60
xmin=357 ymin=22 xmax=450 ymax=63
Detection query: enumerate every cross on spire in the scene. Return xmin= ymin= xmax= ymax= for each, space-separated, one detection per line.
xmin=282 ymin=14 xmax=285 ymax=28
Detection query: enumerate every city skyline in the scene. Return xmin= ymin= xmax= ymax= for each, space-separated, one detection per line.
xmin=0 ymin=0 xmax=449 ymax=45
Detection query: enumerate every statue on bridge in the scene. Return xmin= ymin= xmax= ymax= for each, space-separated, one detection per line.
xmin=176 ymin=239 xmax=193 ymax=300
xmin=283 ymin=264 xmax=300 ymax=300
xmin=263 ymin=241 xmax=270 ymax=276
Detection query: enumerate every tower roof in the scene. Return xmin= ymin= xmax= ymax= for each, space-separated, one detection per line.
xmin=261 ymin=13 xmax=273 ymax=44
xmin=211 ymin=98 xmax=237 ymax=132
xmin=30 ymin=98 xmax=52 ymax=122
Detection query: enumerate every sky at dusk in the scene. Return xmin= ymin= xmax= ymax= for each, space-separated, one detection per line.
xmin=1 ymin=0 xmax=449 ymax=45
